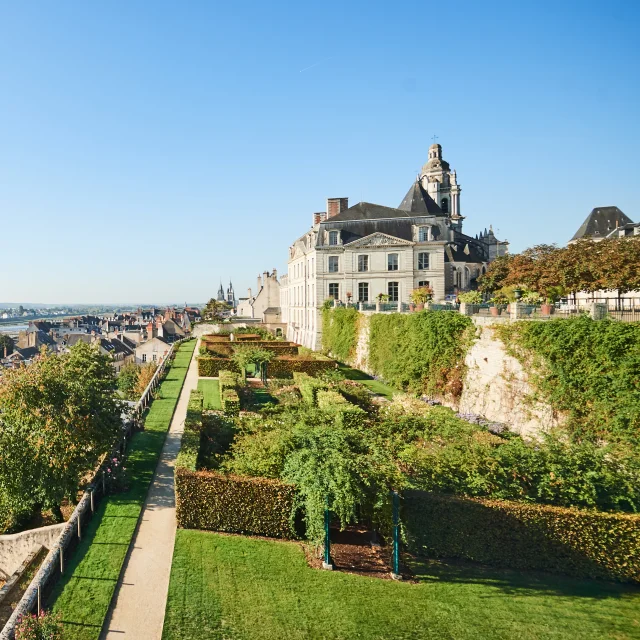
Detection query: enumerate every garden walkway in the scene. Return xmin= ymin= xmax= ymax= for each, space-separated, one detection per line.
xmin=100 ymin=339 xmax=200 ymax=640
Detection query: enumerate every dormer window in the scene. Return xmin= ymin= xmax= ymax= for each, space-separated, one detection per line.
xmin=441 ymin=198 xmax=449 ymax=213
xmin=328 ymin=230 xmax=339 ymax=246
xmin=418 ymin=226 xmax=430 ymax=242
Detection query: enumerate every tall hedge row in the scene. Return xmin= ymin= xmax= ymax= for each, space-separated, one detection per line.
xmin=403 ymin=491 xmax=640 ymax=583
xmin=293 ymin=372 xmax=329 ymax=405
xmin=267 ymin=357 xmax=336 ymax=378
xmin=175 ymin=468 xmax=297 ymax=538
xmin=368 ymin=310 xmax=473 ymax=397
xmin=198 ymin=357 xmax=241 ymax=377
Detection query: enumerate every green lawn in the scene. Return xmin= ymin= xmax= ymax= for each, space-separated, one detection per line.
xmin=49 ymin=339 xmax=196 ymax=640
xmin=197 ymin=378 xmax=222 ymax=409
xmin=162 ymin=530 xmax=640 ymax=640
xmin=339 ymin=364 xmax=397 ymax=399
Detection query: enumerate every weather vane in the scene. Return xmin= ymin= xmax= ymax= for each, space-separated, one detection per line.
xmin=431 ymin=134 xmax=439 ymax=144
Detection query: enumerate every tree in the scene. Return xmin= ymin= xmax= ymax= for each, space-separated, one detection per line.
xmin=0 ymin=342 xmax=122 ymax=522
xmin=231 ymin=345 xmax=273 ymax=380
xmin=478 ymin=255 xmax=513 ymax=293
xmin=0 ymin=335 xmax=14 ymax=357
xmin=117 ymin=363 xmax=140 ymax=400
xmin=203 ymin=298 xmax=230 ymax=322
xmin=134 ymin=362 xmax=158 ymax=397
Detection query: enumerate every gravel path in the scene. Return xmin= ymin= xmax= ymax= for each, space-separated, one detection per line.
xmin=100 ymin=340 xmax=200 ymax=640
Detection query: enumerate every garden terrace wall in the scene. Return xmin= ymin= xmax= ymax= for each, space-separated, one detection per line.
xmin=402 ymin=491 xmax=640 ymax=583
xmin=175 ymin=468 xmax=297 ymax=539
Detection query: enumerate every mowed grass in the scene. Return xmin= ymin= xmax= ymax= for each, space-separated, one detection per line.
xmin=339 ymin=364 xmax=397 ymax=399
xmin=162 ymin=530 xmax=640 ymax=640
xmin=49 ymin=340 xmax=196 ymax=640
xmin=197 ymin=378 xmax=222 ymax=409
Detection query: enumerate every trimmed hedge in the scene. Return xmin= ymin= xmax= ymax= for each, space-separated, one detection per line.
xmin=219 ymin=370 xmax=240 ymax=393
xmin=403 ymin=491 xmax=640 ymax=583
xmin=222 ymin=388 xmax=241 ymax=416
xmin=176 ymin=390 xmax=203 ymax=471
xmin=175 ymin=467 xmax=297 ymax=538
xmin=198 ymin=357 xmax=241 ymax=377
xmin=203 ymin=341 xmax=300 ymax=357
xmin=317 ymin=389 xmax=367 ymax=428
xmin=268 ymin=356 xmax=336 ymax=379
xmin=293 ymin=372 xmax=329 ymax=405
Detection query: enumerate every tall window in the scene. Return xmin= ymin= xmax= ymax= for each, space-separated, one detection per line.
xmin=387 ymin=253 xmax=398 ymax=271
xmin=329 ymin=231 xmax=339 ymax=246
xmin=358 ymin=282 xmax=369 ymax=302
xmin=418 ymin=280 xmax=430 ymax=288
xmin=329 ymin=283 xmax=339 ymax=299
xmin=142 ymin=353 xmax=147 ymax=363
xmin=388 ymin=282 xmax=399 ymax=302
xmin=418 ymin=252 xmax=429 ymax=270
xmin=357 ymin=255 xmax=369 ymax=272
xmin=418 ymin=226 xmax=429 ymax=242
xmin=328 ymin=256 xmax=339 ymax=273
xmin=441 ymin=198 xmax=449 ymax=213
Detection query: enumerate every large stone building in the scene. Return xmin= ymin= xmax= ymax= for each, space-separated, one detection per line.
xmin=281 ymin=144 xmax=507 ymax=349
xmin=237 ymin=270 xmax=282 ymax=323
xmin=569 ymin=206 xmax=639 ymax=243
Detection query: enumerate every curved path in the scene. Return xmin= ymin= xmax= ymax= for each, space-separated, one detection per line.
xmin=101 ymin=340 xmax=200 ymax=640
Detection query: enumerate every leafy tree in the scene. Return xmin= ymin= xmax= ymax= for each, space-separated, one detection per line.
xmin=231 ymin=345 xmax=273 ymax=380
xmin=478 ymin=254 xmax=513 ymax=293
xmin=203 ymin=298 xmax=231 ymax=322
xmin=117 ymin=363 xmax=140 ymax=399
xmin=134 ymin=362 xmax=158 ymax=397
xmin=0 ymin=335 xmax=14 ymax=356
xmin=0 ymin=342 xmax=122 ymax=522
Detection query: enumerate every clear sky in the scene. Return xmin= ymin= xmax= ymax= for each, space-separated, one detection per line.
xmin=1 ymin=0 xmax=638 ymax=304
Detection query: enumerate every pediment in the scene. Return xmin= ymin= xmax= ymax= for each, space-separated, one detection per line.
xmin=345 ymin=232 xmax=413 ymax=248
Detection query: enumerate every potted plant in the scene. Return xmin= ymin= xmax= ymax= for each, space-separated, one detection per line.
xmin=540 ymin=286 xmax=564 ymax=315
xmin=489 ymin=292 xmax=509 ymax=316
xmin=411 ymin=285 xmax=434 ymax=311
xmin=346 ymin=291 xmax=352 ymax=305
xmin=513 ymin=287 xmax=523 ymax=301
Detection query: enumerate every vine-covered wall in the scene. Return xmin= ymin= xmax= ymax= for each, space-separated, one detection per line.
xmin=321 ymin=305 xmax=360 ymax=362
xmin=495 ymin=316 xmax=640 ymax=445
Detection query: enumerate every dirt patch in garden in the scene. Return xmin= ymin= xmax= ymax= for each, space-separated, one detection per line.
xmin=304 ymin=525 xmax=411 ymax=581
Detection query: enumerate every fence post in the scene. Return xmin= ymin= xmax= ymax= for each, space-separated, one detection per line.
xmin=102 ymin=470 xmax=106 ymax=495
xmin=59 ymin=548 xmax=64 ymax=575
xmin=77 ymin=513 xmax=81 ymax=541
xmin=90 ymin=488 xmax=94 ymax=513
xmin=391 ymin=491 xmax=401 ymax=580
xmin=322 ymin=496 xmax=333 ymax=570
xmin=37 ymin=583 xmax=41 ymax=614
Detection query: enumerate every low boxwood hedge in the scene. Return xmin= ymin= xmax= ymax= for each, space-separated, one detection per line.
xmin=219 ymin=370 xmax=240 ymax=393
xmin=175 ymin=468 xmax=297 ymax=538
xmin=403 ymin=491 xmax=640 ymax=583
xmin=222 ymin=388 xmax=240 ymax=416
xmin=316 ymin=389 xmax=367 ymax=428
xmin=293 ymin=372 xmax=329 ymax=405
xmin=175 ymin=390 xmax=203 ymax=471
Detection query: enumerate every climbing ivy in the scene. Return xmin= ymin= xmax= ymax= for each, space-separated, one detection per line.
xmin=368 ymin=311 xmax=474 ymax=397
xmin=321 ymin=305 xmax=359 ymax=362
xmin=495 ymin=316 xmax=640 ymax=445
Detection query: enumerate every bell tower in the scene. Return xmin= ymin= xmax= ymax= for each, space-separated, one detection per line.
xmin=420 ymin=143 xmax=462 ymax=226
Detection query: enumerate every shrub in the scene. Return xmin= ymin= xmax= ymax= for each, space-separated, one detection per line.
xmin=175 ymin=468 xmax=297 ymax=538
xmin=219 ymin=370 xmax=240 ymax=393
xmin=293 ymin=372 xmax=329 ymax=405
xmin=15 ymin=611 xmax=63 ymax=639
xmin=402 ymin=491 xmax=640 ymax=583
xmin=368 ymin=310 xmax=473 ymax=397
xmin=458 ymin=291 xmax=483 ymax=304
xmin=495 ymin=317 xmax=640 ymax=445
xmin=222 ymin=389 xmax=241 ymax=416
xmin=198 ymin=357 xmax=241 ymax=377
xmin=321 ymin=306 xmax=359 ymax=361
xmin=317 ymin=390 xmax=367 ymax=429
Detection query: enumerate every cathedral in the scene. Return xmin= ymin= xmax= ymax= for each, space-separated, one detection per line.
xmin=216 ymin=281 xmax=237 ymax=307
xmin=281 ymin=143 xmax=508 ymax=349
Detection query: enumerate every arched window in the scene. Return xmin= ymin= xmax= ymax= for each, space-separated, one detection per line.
xmin=441 ymin=198 xmax=449 ymax=213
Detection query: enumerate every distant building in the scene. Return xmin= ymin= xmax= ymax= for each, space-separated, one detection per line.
xmin=281 ymin=144 xmax=508 ymax=349
xmin=569 ymin=206 xmax=639 ymax=243
xmin=237 ymin=270 xmax=281 ymax=322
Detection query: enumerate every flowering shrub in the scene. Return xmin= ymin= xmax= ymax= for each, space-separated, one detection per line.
xmin=15 ymin=611 xmax=63 ymax=639
xmin=105 ymin=453 xmax=128 ymax=493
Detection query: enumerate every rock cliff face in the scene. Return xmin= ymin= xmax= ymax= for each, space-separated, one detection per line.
xmin=456 ymin=325 xmax=562 ymax=438
xmin=346 ymin=315 xmax=560 ymax=438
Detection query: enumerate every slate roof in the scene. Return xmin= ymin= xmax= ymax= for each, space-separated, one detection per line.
xmin=571 ymin=206 xmax=634 ymax=242
xmin=326 ymin=202 xmax=416 ymax=223
xmin=398 ymin=181 xmax=444 ymax=215
xmin=15 ymin=346 xmax=38 ymax=360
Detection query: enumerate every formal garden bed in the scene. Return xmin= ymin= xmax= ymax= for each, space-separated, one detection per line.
xmin=175 ymin=365 xmax=640 ymax=584
xmin=48 ymin=339 xmax=196 ymax=640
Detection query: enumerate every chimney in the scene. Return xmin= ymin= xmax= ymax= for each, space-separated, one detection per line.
xmin=326 ymin=197 xmax=348 ymax=219
xmin=248 ymin=287 xmax=252 ymax=299
xmin=313 ymin=211 xmax=327 ymax=225
xmin=257 ymin=274 xmax=263 ymax=291
xmin=272 ymin=268 xmax=277 ymax=279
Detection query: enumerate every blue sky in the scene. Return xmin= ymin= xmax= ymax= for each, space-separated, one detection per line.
xmin=1 ymin=0 xmax=638 ymax=304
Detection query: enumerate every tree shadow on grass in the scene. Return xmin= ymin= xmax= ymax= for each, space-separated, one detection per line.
xmin=407 ymin=555 xmax=640 ymax=601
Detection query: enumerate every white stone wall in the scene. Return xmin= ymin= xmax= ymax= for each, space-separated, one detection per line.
xmin=0 ymin=523 xmax=65 ymax=576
